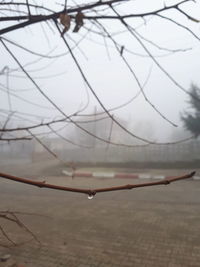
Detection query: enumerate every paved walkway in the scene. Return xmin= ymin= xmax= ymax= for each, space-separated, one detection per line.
xmin=0 ymin=172 xmax=200 ymax=267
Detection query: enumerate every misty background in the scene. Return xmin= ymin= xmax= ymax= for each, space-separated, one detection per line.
xmin=0 ymin=0 xmax=200 ymax=165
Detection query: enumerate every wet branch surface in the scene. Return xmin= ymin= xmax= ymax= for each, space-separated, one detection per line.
xmin=0 ymin=171 xmax=195 ymax=197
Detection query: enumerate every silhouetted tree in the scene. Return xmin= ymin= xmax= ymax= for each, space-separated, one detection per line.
xmin=182 ymin=84 xmax=200 ymax=137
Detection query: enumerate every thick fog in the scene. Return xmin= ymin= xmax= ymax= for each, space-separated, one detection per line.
xmin=0 ymin=0 xmax=200 ymax=147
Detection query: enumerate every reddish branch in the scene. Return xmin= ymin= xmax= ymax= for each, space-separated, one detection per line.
xmin=0 ymin=171 xmax=195 ymax=197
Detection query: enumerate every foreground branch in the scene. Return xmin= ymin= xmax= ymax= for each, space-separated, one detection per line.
xmin=0 ymin=137 xmax=32 ymax=141
xmin=0 ymin=171 xmax=195 ymax=197
xmin=0 ymin=210 xmax=40 ymax=247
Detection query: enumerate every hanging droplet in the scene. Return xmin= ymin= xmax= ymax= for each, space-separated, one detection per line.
xmin=88 ymin=194 xmax=94 ymax=200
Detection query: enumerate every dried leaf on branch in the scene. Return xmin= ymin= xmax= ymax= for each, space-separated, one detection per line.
xmin=59 ymin=12 xmax=71 ymax=35
xmin=73 ymin=11 xmax=84 ymax=32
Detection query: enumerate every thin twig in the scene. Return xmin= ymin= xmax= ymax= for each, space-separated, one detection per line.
xmin=0 ymin=210 xmax=41 ymax=246
xmin=0 ymin=224 xmax=16 ymax=245
xmin=0 ymin=171 xmax=195 ymax=197
xmin=0 ymin=137 xmax=32 ymax=141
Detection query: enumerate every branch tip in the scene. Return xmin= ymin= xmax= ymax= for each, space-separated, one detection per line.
xmin=190 ymin=171 xmax=196 ymax=176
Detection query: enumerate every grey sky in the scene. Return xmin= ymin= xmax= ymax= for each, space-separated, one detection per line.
xmin=0 ymin=0 xmax=200 ymax=143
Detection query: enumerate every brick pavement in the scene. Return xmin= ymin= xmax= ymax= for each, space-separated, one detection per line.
xmin=0 ymin=172 xmax=200 ymax=267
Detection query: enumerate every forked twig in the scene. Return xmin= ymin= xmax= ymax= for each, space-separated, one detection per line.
xmin=0 ymin=210 xmax=41 ymax=246
xmin=0 ymin=224 xmax=16 ymax=246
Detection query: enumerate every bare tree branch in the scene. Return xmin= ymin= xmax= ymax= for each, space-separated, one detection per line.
xmin=0 ymin=171 xmax=196 ymax=197
xmin=0 ymin=210 xmax=41 ymax=247
xmin=0 ymin=0 xmax=196 ymax=36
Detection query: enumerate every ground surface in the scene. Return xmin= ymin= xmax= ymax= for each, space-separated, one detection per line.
xmin=0 ymin=160 xmax=200 ymax=267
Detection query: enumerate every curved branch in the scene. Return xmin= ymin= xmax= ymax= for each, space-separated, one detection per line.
xmin=0 ymin=171 xmax=196 ymax=197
